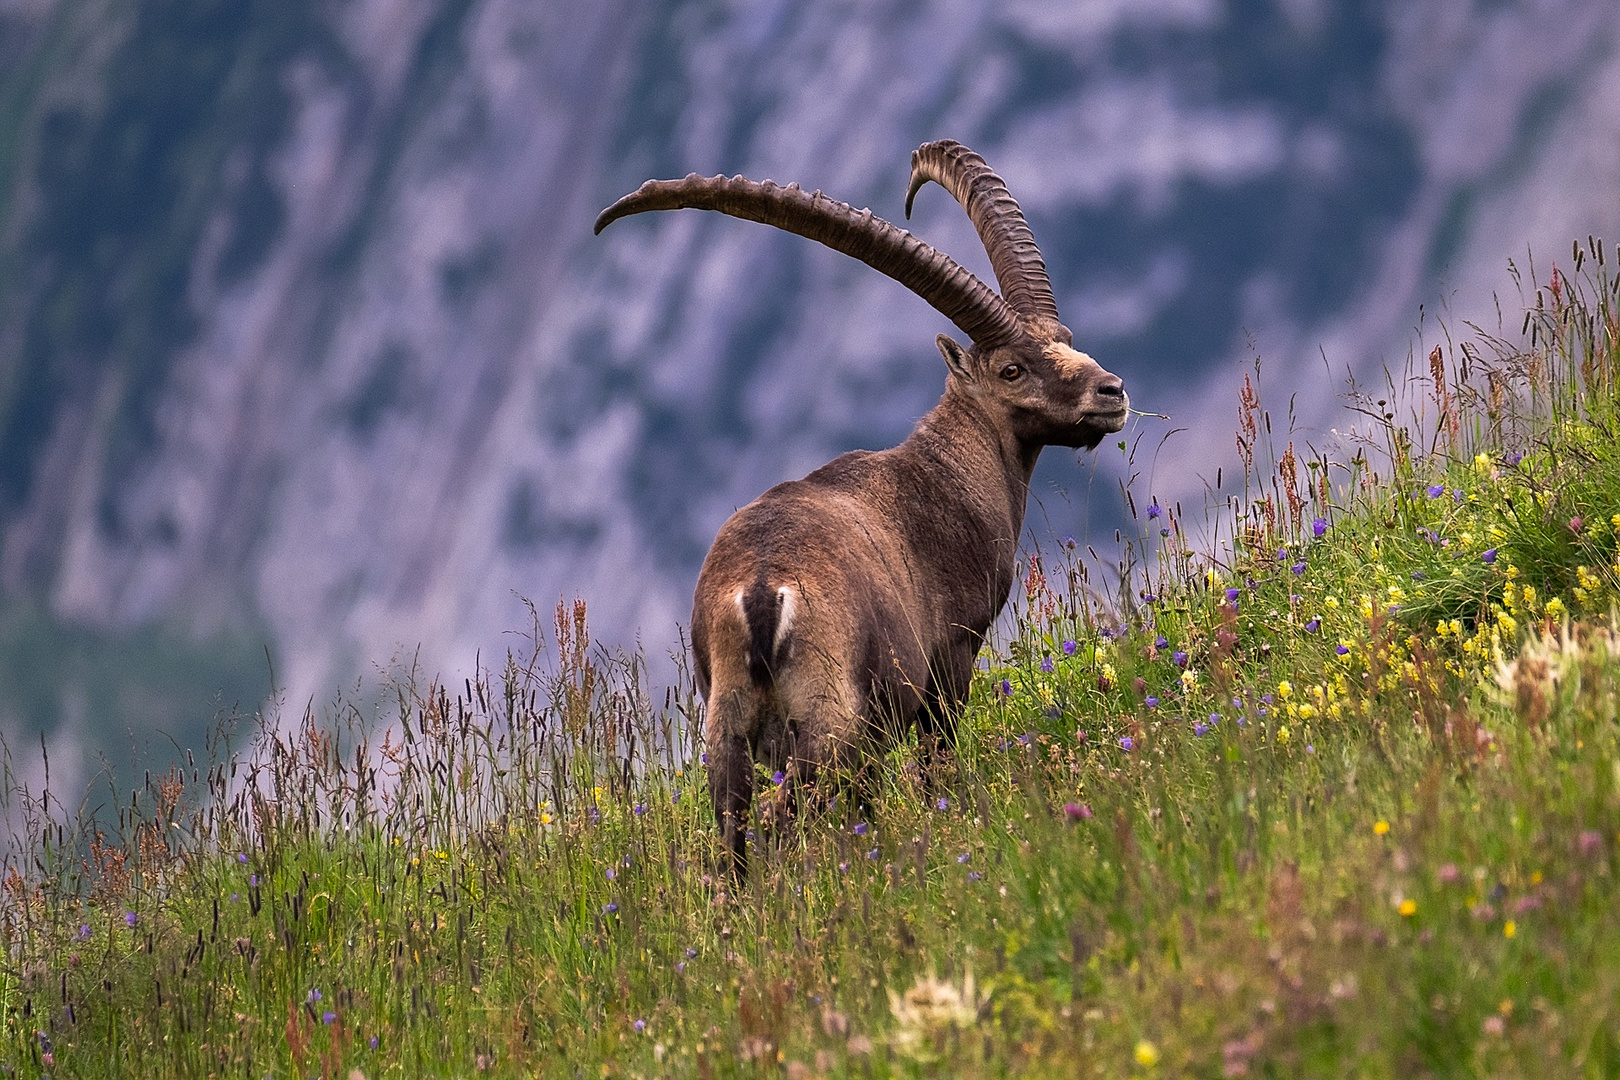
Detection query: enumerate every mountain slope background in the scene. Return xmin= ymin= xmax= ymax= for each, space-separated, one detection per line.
xmin=0 ymin=0 xmax=1617 ymax=795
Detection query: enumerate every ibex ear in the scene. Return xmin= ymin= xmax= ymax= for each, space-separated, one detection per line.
xmin=935 ymin=334 xmax=972 ymax=380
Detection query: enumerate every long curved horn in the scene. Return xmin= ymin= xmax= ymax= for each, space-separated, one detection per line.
xmin=595 ymin=173 xmax=1025 ymax=349
xmin=905 ymin=140 xmax=1061 ymax=327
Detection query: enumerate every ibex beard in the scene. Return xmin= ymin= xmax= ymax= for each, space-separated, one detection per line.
xmin=596 ymin=141 xmax=1127 ymax=874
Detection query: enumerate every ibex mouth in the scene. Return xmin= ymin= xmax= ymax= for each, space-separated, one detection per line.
xmin=1087 ymin=404 xmax=1130 ymax=432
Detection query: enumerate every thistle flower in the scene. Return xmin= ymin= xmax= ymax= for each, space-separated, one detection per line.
xmin=1146 ymin=503 xmax=1162 ymax=519
xmin=1063 ymin=802 xmax=1092 ymax=821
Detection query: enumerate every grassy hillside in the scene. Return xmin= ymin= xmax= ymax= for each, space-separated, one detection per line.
xmin=3 ymin=243 xmax=1619 ymax=1078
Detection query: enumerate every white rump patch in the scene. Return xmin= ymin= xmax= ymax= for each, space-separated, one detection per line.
xmin=774 ymin=586 xmax=796 ymax=651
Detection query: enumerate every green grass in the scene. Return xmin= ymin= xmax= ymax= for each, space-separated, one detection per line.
xmin=4 ymin=243 xmax=1620 ymax=1077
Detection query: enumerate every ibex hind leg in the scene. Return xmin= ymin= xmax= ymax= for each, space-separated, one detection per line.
xmin=917 ymin=645 xmax=975 ymax=790
xmin=707 ymin=690 xmax=760 ymax=878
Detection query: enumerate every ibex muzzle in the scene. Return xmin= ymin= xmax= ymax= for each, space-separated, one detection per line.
xmin=597 ymin=141 xmax=1126 ymax=873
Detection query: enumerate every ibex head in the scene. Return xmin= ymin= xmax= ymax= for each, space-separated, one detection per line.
xmin=597 ymin=141 xmax=1126 ymax=876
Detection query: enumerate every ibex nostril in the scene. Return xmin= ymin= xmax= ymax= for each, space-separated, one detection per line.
xmin=1096 ymin=378 xmax=1125 ymax=399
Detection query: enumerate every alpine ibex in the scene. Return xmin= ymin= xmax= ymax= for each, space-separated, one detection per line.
xmin=596 ymin=141 xmax=1127 ymax=871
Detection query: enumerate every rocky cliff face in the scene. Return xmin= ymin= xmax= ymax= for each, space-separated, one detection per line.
xmin=1 ymin=0 xmax=1617 ymax=782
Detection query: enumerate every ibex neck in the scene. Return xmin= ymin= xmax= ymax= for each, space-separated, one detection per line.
xmin=907 ymin=388 xmax=1040 ymax=536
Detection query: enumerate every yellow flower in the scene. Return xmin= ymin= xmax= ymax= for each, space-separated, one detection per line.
xmin=1530 ymin=871 xmax=1543 ymax=885
xmin=540 ymin=811 xmax=553 ymax=826
xmin=1325 ymin=595 xmax=1340 ymax=609
xmin=434 ymin=850 xmax=448 ymax=860
xmin=1276 ymin=725 xmax=1291 ymax=743
xmin=1297 ymin=704 xmax=1317 ymax=720
xmin=1503 ymin=920 xmax=1517 ymax=939
xmin=1374 ymin=820 xmax=1390 ymax=836
xmin=1276 ymin=681 xmax=1293 ymax=699
xmin=1180 ymin=669 xmax=1197 ymax=690
xmin=1544 ymin=597 xmax=1567 ymax=618
xmin=1398 ymin=898 xmax=1417 ymax=917
xmin=1474 ymin=453 xmax=1491 ymax=473
xmin=1134 ymin=1040 xmax=1161 ymax=1067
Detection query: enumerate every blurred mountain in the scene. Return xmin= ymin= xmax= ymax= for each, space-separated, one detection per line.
xmin=1 ymin=0 xmax=1616 ymax=789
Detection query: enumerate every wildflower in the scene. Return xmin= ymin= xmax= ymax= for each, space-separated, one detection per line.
xmin=1544 ymin=597 xmax=1567 ymax=618
xmin=867 ymin=848 xmax=880 ymax=861
xmin=1135 ymin=1040 xmax=1161 ymax=1067
xmin=1503 ymin=920 xmax=1516 ymax=938
xmin=1474 ymin=453 xmax=1492 ymax=475
xmin=1172 ymin=650 xmax=1188 ymax=667
xmin=1180 ymin=669 xmax=1197 ymax=690
xmin=958 ymin=852 xmax=971 ymax=863
xmin=854 ymin=822 xmax=869 ymax=836
xmin=1313 ymin=517 xmax=1328 ymax=537
xmin=1155 ymin=635 xmax=1169 ymax=649
xmin=250 ymin=873 xmax=260 ymax=887
xmin=1570 ymin=516 xmax=1583 ymax=532
xmin=634 ymin=1019 xmax=646 ymax=1034
xmin=1374 ymin=820 xmax=1390 ymax=836
xmin=322 ymin=1011 xmax=337 ymax=1025
xmin=1482 ymin=548 xmax=1497 ymax=564
xmin=936 ymin=797 xmax=949 ymax=812
xmin=1209 ymin=713 xmax=1221 ymax=725
xmin=1062 ymin=639 xmax=1077 ymax=655
xmin=308 ymin=989 xmax=323 ymax=1003
xmin=632 ymin=802 xmax=647 ymax=816
xmin=1064 ymin=535 xmax=1077 ymax=548
xmin=1398 ymin=898 xmax=1417 ymax=917
xmin=1142 ymin=592 xmax=1156 ymax=603
xmin=1292 ymin=560 xmax=1307 ymax=575
xmin=1336 ymin=643 xmax=1350 ymax=655
xmin=125 ymin=911 xmax=137 ymax=928
xmin=1193 ymin=722 xmax=1209 ymax=737
xmin=1578 ymin=830 xmax=1604 ymax=855
xmin=1305 ymin=617 xmax=1320 ymax=632
xmin=1160 ymin=527 xmax=1170 ymax=537
xmin=1276 ymin=681 xmax=1292 ymax=699
xmin=1225 ymin=587 xmax=1240 ymax=602
xmin=1146 ymin=502 xmax=1162 ymax=519
xmin=675 ymin=961 xmax=686 ymax=974
xmin=1063 ymin=802 xmax=1093 ymax=821
xmin=604 ymin=902 xmax=618 ymax=914
xmin=700 ymin=752 xmax=708 ymax=765
xmin=1040 ymin=656 xmax=1054 ymax=673
xmin=771 ymin=770 xmax=785 ymax=785
xmin=77 ymin=924 xmax=91 ymax=940
xmin=1427 ymin=485 xmax=1444 ymax=498
xmin=967 ymin=871 xmax=982 ymax=882
xmin=237 ymin=853 xmax=249 ymax=864
xmin=370 ymin=1036 xmax=379 ymax=1049
xmin=1437 ymin=863 xmax=1460 ymax=884
xmin=1118 ymin=736 xmax=1135 ymax=751
xmin=1145 ymin=696 xmax=1159 ymax=709
xmin=999 ymin=679 xmax=1013 ymax=697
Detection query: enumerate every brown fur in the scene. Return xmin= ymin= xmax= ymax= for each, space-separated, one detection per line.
xmin=693 ymin=332 xmax=1125 ymax=871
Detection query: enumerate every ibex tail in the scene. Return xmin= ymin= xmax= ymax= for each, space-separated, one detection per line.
xmin=738 ymin=581 xmax=795 ymax=687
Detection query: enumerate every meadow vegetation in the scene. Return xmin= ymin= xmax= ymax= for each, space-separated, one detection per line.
xmin=3 ymin=241 xmax=1620 ymax=1077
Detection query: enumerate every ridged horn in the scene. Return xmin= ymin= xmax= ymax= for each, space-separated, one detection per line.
xmin=595 ymin=173 xmax=1025 ymax=349
xmin=905 ymin=140 xmax=1061 ymax=328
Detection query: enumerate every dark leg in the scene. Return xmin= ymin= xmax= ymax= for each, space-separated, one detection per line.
xmin=708 ymin=732 xmax=754 ymax=879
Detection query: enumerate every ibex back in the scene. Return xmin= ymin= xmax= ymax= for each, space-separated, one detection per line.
xmin=596 ymin=141 xmax=1127 ymax=872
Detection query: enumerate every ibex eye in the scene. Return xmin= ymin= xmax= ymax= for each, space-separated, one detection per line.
xmin=999 ymin=364 xmax=1022 ymax=381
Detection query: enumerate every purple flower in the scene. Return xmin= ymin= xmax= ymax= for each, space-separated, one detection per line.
xmin=1146 ymin=502 xmax=1162 ymax=520
xmin=1336 ymin=644 xmax=1350 ymax=655
xmin=771 ymin=771 xmax=785 ymax=785
xmin=230 ymin=893 xmax=239 ymax=902
xmin=1292 ymin=561 xmax=1307 ymax=575
xmin=866 ymin=848 xmax=880 ymax=860
xmin=999 ymin=678 xmax=1013 ymax=697
xmin=958 ymin=852 xmax=971 ymax=863
xmin=308 ymin=989 xmax=322 ymax=1003
xmin=700 ymin=752 xmax=708 ymax=765
xmin=1482 ymin=548 xmax=1498 ymax=564
xmin=1209 ymin=713 xmax=1221 ymax=725
xmin=632 ymin=802 xmax=647 ymax=816
xmin=1193 ymin=722 xmax=1210 ymax=737
xmin=1427 ymin=485 xmax=1445 ymax=498
xmin=1145 ymin=696 xmax=1159 ymax=709
xmin=967 ymin=871 xmax=982 ymax=882
xmin=250 ymin=874 xmax=259 ymax=887
xmin=936 ymin=797 xmax=949 ymax=811
xmin=1160 ymin=527 xmax=1170 ymax=537
xmin=838 ymin=861 xmax=849 ymax=874
xmin=1155 ymin=635 xmax=1169 ymax=649
xmin=854 ymin=822 xmax=869 ymax=836
xmin=1305 ymin=617 xmax=1321 ymax=632
xmin=1063 ymin=802 xmax=1093 ymax=821
xmin=1142 ymin=592 xmax=1157 ymax=603
xmin=1225 ymin=587 xmax=1240 ymax=602
xmin=604 ymin=902 xmax=618 ymax=914
xmin=1313 ymin=517 xmax=1328 ymax=538
xmin=1277 ymin=548 xmax=1289 ymax=562
xmin=77 ymin=925 xmax=91 ymax=940
xmin=634 ymin=1019 xmax=646 ymax=1034
xmin=1306 ymin=744 xmax=1315 ymax=754
xmin=1064 ymin=535 xmax=1077 ymax=548
xmin=1062 ymin=639 xmax=1078 ymax=655
xmin=686 ymin=948 xmax=698 ymax=958
xmin=1039 ymin=656 xmax=1054 ymax=673
xmin=605 ymin=867 xmax=616 ymax=881
xmin=1017 ymin=733 xmax=1031 ymax=746
xmin=1118 ymin=736 xmax=1135 ymax=751
xmin=322 ymin=1011 xmax=337 ymax=1025
xmin=370 ymin=1036 xmax=379 ymax=1050
xmin=1261 ymin=693 xmax=1274 ymax=704
xmin=125 ymin=911 xmax=137 ymax=928
xmin=1172 ymin=650 xmax=1188 ymax=667
xmin=237 ymin=853 xmax=248 ymax=864
xmin=675 ymin=962 xmax=686 ymax=974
